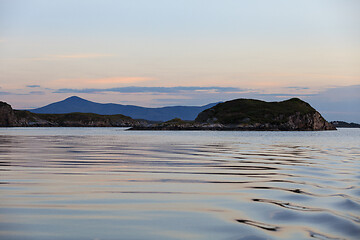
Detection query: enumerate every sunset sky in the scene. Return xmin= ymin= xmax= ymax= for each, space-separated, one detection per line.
xmin=0 ymin=0 xmax=359 ymax=121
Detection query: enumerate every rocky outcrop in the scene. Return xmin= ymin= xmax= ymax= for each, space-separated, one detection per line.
xmin=0 ymin=101 xmax=17 ymax=126
xmin=284 ymin=111 xmax=335 ymax=130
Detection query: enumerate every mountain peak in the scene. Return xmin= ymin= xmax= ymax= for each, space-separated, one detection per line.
xmin=64 ymin=96 xmax=86 ymax=101
xmin=62 ymin=96 xmax=93 ymax=104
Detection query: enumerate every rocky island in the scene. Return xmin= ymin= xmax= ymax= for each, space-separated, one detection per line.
xmin=1 ymin=98 xmax=336 ymax=130
xmin=130 ymin=98 xmax=336 ymax=131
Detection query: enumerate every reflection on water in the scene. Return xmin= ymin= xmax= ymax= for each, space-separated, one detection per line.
xmin=0 ymin=128 xmax=359 ymax=240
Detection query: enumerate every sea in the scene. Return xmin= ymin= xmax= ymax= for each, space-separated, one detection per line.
xmin=0 ymin=128 xmax=359 ymax=240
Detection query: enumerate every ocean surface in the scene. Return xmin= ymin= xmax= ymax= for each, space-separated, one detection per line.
xmin=0 ymin=128 xmax=359 ymax=240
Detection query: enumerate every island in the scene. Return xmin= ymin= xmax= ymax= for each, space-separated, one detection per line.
xmin=1 ymin=98 xmax=336 ymax=130
xmin=131 ymin=98 xmax=336 ymax=131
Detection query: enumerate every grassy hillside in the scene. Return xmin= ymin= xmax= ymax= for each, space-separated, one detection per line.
xmin=37 ymin=112 xmax=133 ymax=123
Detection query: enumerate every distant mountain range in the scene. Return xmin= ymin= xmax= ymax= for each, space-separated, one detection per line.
xmin=29 ymin=96 xmax=218 ymax=121
xmin=330 ymin=121 xmax=360 ymax=128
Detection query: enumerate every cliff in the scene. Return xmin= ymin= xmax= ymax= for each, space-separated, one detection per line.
xmin=0 ymin=101 xmax=17 ymax=127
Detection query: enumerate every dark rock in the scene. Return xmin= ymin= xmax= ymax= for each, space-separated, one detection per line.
xmin=0 ymin=101 xmax=17 ymax=127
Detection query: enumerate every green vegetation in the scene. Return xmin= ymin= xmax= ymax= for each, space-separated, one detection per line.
xmin=14 ymin=110 xmax=39 ymax=122
xmin=195 ymin=98 xmax=317 ymax=124
xmin=164 ymin=118 xmax=192 ymax=124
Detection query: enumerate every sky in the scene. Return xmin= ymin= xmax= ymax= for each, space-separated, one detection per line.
xmin=0 ymin=0 xmax=359 ymax=121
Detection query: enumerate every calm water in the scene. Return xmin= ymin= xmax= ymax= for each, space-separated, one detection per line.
xmin=0 ymin=128 xmax=359 ymax=240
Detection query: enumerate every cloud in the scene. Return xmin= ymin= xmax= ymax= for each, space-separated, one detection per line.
xmin=284 ymin=86 xmax=310 ymax=90
xmin=27 ymin=85 xmax=41 ymax=88
xmin=53 ymin=86 xmax=244 ymax=94
xmin=0 ymin=91 xmax=13 ymax=95
xmin=0 ymin=91 xmax=45 ymax=96
xmin=254 ymin=93 xmax=315 ymax=97
xmin=155 ymin=98 xmax=192 ymax=102
xmin=28 ymin=91 xmax=45 ymax=95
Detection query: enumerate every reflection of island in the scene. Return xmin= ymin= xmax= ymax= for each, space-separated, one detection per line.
xmin=1 ymin=98 xmax=336 ymax=130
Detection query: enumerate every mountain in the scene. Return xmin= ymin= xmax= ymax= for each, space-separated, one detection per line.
xmin=29 ymin=96 xmax=218 ymax=121
xmin=131 ymin=98 xmax=336 ymax=131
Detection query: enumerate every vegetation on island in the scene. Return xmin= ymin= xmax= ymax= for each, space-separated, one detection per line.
xmin=195 ymin=98 xmax=317 ymax=125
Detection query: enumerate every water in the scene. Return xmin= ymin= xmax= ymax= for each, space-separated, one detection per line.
xmin=0 ymin=128 xmax=359 ymax=240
